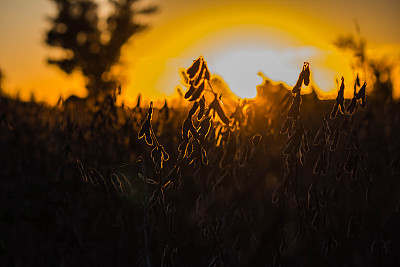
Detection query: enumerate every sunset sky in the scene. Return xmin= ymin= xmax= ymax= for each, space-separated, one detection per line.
xmin=0 ymin=0 xmax=399 ymax=105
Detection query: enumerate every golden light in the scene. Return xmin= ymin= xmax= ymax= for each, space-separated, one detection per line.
xmin=122 ymin=2 xmax=356 ymax=104
xmin=203 ymin=42 xmax=318 ymax=99
xmin=1 ymin=0 xmax=399 ymax=104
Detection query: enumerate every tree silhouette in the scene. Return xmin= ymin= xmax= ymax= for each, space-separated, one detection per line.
xmin=0 ymin=68 xmax=3 ymax=94
xmin=46 ymin=0 xmax=156 ymax=98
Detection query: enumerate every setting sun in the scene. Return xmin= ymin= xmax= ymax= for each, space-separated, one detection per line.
xmin=122 ymin=2 xmax=357 ymax=103
xmin=2 ymin=1 xmax=400 ymax=265
xmin=1 ymin=0 xmax=399 ymax=103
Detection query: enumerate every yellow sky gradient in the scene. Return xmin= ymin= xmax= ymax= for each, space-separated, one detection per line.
xmin=0 ymin=0 xmax=399 ymax=105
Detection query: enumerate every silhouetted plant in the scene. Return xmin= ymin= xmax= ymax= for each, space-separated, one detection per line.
xmin=330 ymin=76 xmax=346 ymax=119
xmin=4 ymin=49 xmax=400 ymax=266
xmin=313 ymin=114 xmax=331 ymax=176
xmin=280 ymin=62 xmax=309 ymax=136
xmin=347 ymin=78 xmax=367 ymax=115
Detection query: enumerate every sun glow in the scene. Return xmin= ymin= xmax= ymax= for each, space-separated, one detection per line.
xmin=206 ymin=45 xmax=320 ymax=99
xmin=122 ymin=3 xmax=355 ymax=104
xmin=1 ymin=0 xmax=400 ymax=104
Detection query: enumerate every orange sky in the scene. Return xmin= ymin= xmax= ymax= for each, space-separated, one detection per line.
xmin=0 ymin=0 xmax=399 ymax=105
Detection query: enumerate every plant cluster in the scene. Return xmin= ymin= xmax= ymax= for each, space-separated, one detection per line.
xmin=1 ymin=56 xmax=400 ymax=266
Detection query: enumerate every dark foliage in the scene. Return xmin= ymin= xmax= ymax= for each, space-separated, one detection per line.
xmin=1 ymin=58 xmax=400 ymax=267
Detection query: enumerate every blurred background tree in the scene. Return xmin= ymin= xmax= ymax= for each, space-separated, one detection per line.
xmin=0 ymin=68 xmax=3 ymax=94
xmin=45 ymin=0 xmax=157 ymax=98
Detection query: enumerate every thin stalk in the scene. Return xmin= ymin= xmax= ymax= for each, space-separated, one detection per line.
xmin=207 ymin=80 xmax=215 ymax=94
xmin=88 ymin=158 xmax=142 ymax=170
xmin=141 ymin=158 xmax=151 ymax=267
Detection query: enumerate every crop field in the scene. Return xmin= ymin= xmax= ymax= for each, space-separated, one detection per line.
xmin=1 ymin=58 xmax=400 ymax=266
